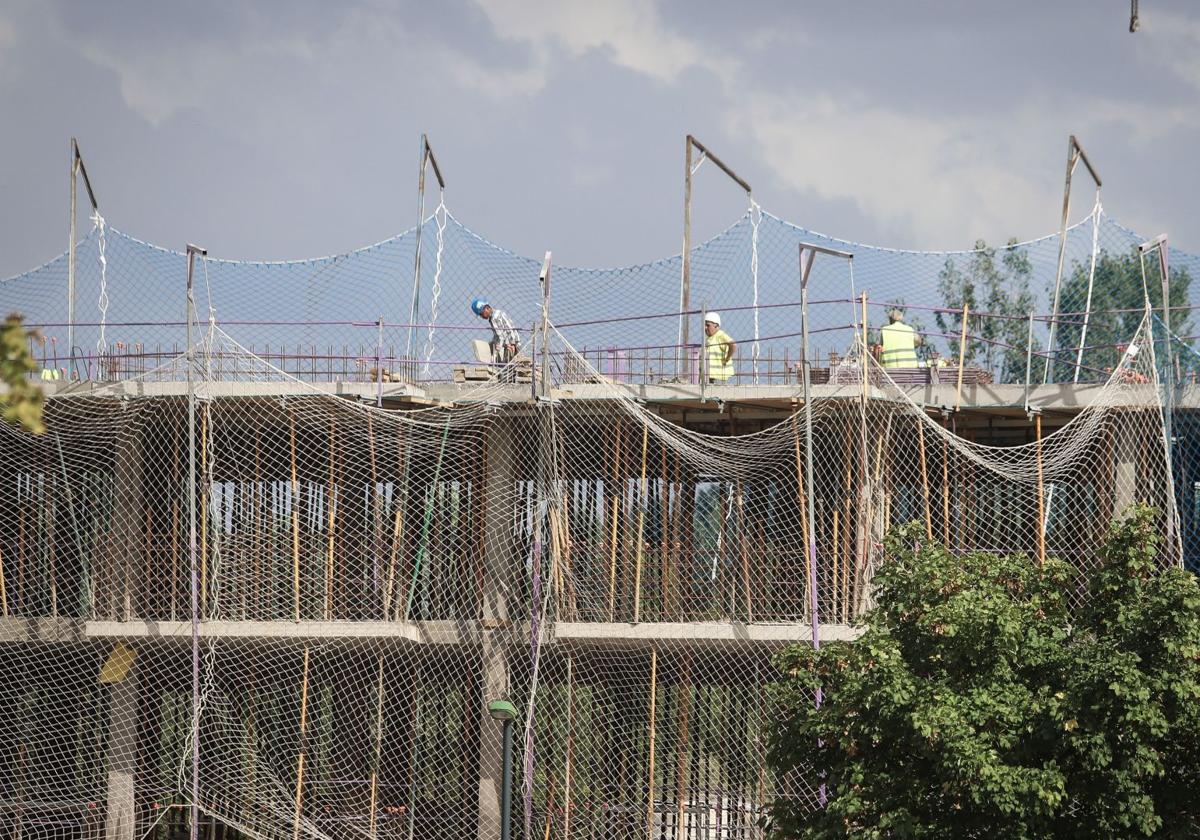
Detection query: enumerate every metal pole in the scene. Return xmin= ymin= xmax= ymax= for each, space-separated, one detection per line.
xmin=1023 ymin=312 xmax=1035 ymax=414
xmin=678 ymin=135 xmax=754 ymax=381
xmin=1158 ymin=240 xmax=1174 ymax=384
xmin=540 ymin=252 xmax=552 ymax=399
xmin=679 ymin=136 xmax=693 ymax=378
xmin=1073 ymin=196 xmax=1102 ymax=384
xmin=406 ymin=137 xmax=429 ymax=360
xmin=699 ymin=302 xmax=707 ymax=403
xmin=1140 ymin=235 xmax=1181 ymax=565
xmin=1045 ymin=136 xmax=1102 ymax=385
xmin=799 ymin=245 xmax=824 ymax=805
xmin=405 ymin=135 xmax=446 ymax=361
xmin=376 ymin=317 xmax=384 ymax=407
xmin=500 ymin=719 xmax=513 ymax=840
xmin=799 ymin=254 xmax=820 ymax=643
xmin=68 ymin=140 xmax=77 ymax=358
xmin=186 ymin=243 xmax=206 ymax=840
xmin=1044 ymin=139 xmax=1078 ymax=385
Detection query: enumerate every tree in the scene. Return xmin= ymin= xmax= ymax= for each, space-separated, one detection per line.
xmin=936 ymin=239 xmax=1035 ymax=384
xmin=1049 ymin=250 xmax=1193 ymax=383
xmin=0 ymin=313 xmax=45 ymax=435
xmin=767 ymin=507 xmax=1200 ymax=838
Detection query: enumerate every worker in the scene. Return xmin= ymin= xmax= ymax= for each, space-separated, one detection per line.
xmin=880 ymin=308 xmax=922 ymax=369
xmin=703 ymin=312 xmax=736 ymax=383
xmin=471 ymin=298 xmax=520 ymax=366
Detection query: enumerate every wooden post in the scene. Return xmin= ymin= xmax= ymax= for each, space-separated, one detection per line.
xmin=633 ymin=423 xmax=650 ymax=623
xmin=790 ymin=403 xmax=812 ymax=616
xmin=941 ymin=418 xmax=951 ymax=546
xmin=252 ymin=428 xmax=264 ymax=619
xmin=955 ymin=304 xmax=970 ymax=413
xmin=674 ymin=652 xmax=691 ymax=840
xmin=367 ymin=654 xmax=385 ymax=839
xmin=831 ymin=506 xmax=840 ymax=622
xmin=325 ymin=419 xmax=337 ymax=620
xmin=840 ymin=418 xmax=853 ymax=623
xmin=917 ymin=417 xmax=933 ymax=540
xmin=563 ymin=653 xmax=574 ymax=840
xmin=562 ymin=482 xmax=576 ymax=620
xmin=0 ymin=541 xmax=6 ymax=617
xmin=738 ymin=480 xmax=753 ymax=622
xmin=292 ymin=648 xmax=312 ymax=840
xmin=647 ymin=646 xmax=657 ymax=840
xmin=289 ymin=414 xmax=301 ymax=621
xmin=366 ymin=413 xmax=382 ymax=619
xmin=172 ymin=420 xmax=180 ymax=621
xmin=659 ymin=444 xmax=670 ymax=617
xmin=670 ymin=450 xmax=683 ymax=619
xmin=200 ymin=404 xmax=209 ymax=618
xmin=245 ymin=660 xmax=258 ymax=818
xmin=1035 ymin=414 xmax=1047 ymax=566
xmin=607 ymin=418 xmax=624 ymax=621
xmin=385 ymin=423 xmax=409 ymax=620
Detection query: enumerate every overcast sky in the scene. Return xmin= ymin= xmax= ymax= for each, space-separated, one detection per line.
xmin=1 ymin=0 xmax=1198 ymax=278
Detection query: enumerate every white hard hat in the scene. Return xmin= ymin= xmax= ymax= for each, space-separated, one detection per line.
xmin=704 ymin=311 xmax=721 ymax=327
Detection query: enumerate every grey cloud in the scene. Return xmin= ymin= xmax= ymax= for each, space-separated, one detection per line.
xmin=2 ymin=0 xmax=1198 ymax=284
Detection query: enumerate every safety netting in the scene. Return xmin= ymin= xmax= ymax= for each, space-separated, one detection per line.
xmin=0 ymin=308 xmax=1180 ymax=839
xmin=4 ymin=203 xmax=1197 ymax=388
xmin=0 ymin=204 xmax=1188 ymax=839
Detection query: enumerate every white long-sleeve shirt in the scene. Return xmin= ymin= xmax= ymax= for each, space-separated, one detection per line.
xmin=488 ymin=308 xmax=520 ymax=348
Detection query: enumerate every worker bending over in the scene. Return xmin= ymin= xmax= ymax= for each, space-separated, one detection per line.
xmin=703 ymin=312 xmax=736 ymax=383
xmin=471 ymin=298 xmax=520 ymax=365
xmin=880 ymin=308 xmax=922 ymax=368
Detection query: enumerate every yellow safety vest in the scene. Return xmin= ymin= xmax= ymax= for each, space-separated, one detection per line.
xmin=705 ymin=329 xmax=734 ymax=381
xmin=880 ymin=322 xmax=919 ymax=368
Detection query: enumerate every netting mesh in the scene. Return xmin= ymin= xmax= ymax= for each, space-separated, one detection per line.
xmin=0 ymin=307 xmax=1179 ymax=839
xmin=0 ymin=204 xmax=1191 ymax=839
xmin=7 ymin=205 xmax=1199 ymax=388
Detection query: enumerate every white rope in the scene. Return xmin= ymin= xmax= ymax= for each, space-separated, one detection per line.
xmin=92 ymin=211 xmax=108 ymax=357
xmin=690 ymin=151 xmax=708 ymax=177
xmin=421 ymin=194 xmax=448 ymax=377
xmin=750 ymin=198 xmax=762 ymax=383
xmin=1073 ymin=192 xmax=1103 ymax=383
xmin=202 ymin=256 xmax=217 ymax=381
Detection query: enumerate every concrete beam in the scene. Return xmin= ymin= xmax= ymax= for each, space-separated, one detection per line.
xmin=553 ymin=621 xmax=861 ymax=648
xmin=84 ymin=619 xmax=426 ymax=645
xmin=0 ymin=617 xmax=87 ymax=644
xmin=39 ymin=377 xmax=1182 ymax=413
xmin=3 ymin=616 xmax=859 ymax=648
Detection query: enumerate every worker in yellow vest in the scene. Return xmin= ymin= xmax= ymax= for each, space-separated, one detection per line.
xmin=703 ymin=312 xmax=736 ymax=382
xmin=880 ymin=308 xmax=922 ymax=368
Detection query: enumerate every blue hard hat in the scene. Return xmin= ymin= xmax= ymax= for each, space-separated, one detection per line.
xmin=471 ymin=298 xmax=489 ymax=316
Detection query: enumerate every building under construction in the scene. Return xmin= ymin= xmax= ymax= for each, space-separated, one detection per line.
xmin=0 ymin=138 xmax=1195 ymax=839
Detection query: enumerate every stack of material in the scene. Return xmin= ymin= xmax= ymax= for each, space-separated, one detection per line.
xmin=451 ymin=356 xmax=535 ymax=384
xmin=831 ymin=364 xmax=994 ymax=387
xmin=452 ymin=364 xmax=494 ymax=383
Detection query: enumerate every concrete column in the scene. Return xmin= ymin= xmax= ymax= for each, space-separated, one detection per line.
xmin=1113 ymin=413 xmax=1141 ymax=519
xmin=107 ymin=423 xmax=144 ymax=621
xmin=477 ymin=417 xmax=520 ymax=840
xmin=104 ymin=658 xmax=139 ymax=840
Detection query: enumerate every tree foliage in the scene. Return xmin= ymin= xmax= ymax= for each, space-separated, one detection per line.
xmin=936 ymin=239 xmax=1034 ymax=383
xmin=0 ymin=313 xmax=44 ymax=435
xmin=767 ymin=507 xmax=1200 ymax=838
xmin=1049 ymin=250 xmax=1193 ymax=383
